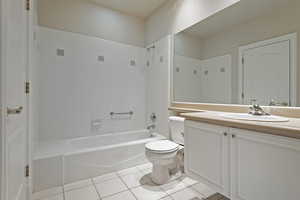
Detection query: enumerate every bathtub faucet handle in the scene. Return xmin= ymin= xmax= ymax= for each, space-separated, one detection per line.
xmin=150 ymin=113 xmax=157 ymax=122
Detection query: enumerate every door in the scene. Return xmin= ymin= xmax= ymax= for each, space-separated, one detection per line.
xmin=230 ymin=128 xmax=300 ymax=200
xmin=184 ymin=121 xmax=230 ymax=197
xmin=1 ymin=0 xmax=29 ymax=199
xmin=240 ymin=35 xmax=295 ymax=106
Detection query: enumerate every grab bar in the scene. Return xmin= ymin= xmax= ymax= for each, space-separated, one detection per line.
xmin=110 ymin=111 xmax=133 ymax=116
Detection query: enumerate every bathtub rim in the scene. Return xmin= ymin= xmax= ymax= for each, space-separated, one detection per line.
xmin=34 ymin=131 xmax=165 ymax=160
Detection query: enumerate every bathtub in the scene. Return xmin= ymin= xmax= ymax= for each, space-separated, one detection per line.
xmin=33 ymin=130 xmax=164 ymax=192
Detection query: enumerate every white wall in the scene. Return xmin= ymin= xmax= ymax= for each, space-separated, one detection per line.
xmin=38 ymin=0 xmax=145 ymax=47
xmin=174 ymin=32 xmax=203 ymax=59
xmin=38 ymin=27 xmax=147 ymax=141
xmin=146 ymin=36 xmax=171 ymax=136
xmin=145 ymin=0 xmax=240 ymax=45
xmin=200 ymin=1 xmax=300 ymax=105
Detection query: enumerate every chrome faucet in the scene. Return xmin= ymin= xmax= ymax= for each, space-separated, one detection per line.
xmin=249 ymin=104 xmax=269 ymax=116
xmin=147 ymin=124 xmax=156 ymax=130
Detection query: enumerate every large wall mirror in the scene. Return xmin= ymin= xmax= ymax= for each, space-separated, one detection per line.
xmin=172 ymin=0 xmax=300 ymax=107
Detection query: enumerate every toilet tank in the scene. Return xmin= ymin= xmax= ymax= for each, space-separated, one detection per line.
xmin=169 ymin=116 xmax=185 ymax=145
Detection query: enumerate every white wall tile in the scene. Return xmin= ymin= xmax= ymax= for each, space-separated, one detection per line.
xmin=38 ymin=27 xmax=147 ymax=141
xmin=146 ymin=36 xmax=171 ymax=137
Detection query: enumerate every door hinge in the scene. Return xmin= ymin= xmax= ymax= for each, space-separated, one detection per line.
xmin=25 ymin=165 xmax=30 ymax=177
xmin=242 ymin=57 xmax=245 ymax=64
xmin=25 ymin=81 xmax=30 ymax=94
xmin=241 ymin=92 xmax=245 ymax=99
xmin=26 ymin=0 xmax=30 ymax=11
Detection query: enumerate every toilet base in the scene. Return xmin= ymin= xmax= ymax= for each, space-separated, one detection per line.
xmin=151 ymin=164 xmax=170 ymax=185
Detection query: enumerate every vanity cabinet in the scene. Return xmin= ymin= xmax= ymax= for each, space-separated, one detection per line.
xmin=185 ymin=120 xmax=300 ymax=200
xmin=230 ymin=128 xmax=300 ymax=200
xmin=184 ymin=121 xmax=230 ymax=196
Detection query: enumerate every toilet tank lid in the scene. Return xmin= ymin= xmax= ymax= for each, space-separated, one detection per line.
xmin=169 ymin=116 xmax=185 ymax=122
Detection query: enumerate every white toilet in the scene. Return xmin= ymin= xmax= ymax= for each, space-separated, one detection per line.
xmin=145 ymin=116 xmax=184 ymax=185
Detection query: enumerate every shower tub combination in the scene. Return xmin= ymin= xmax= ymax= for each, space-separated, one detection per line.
xmin=33 ymin=130 xmax=164 ymax=192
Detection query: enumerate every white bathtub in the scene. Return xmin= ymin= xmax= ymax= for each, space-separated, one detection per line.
xmin=33 ymin=130 xmax=164 ymax=192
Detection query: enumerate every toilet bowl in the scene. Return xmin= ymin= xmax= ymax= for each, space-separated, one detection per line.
xmin=145 ymin=116 xmax=184 ymax=185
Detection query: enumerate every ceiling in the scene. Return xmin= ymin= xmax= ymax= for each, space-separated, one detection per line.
xmin=184 ymin=0 xmax=298 ymax=39
xmin=89 ymin=0 xmax=168 ymax=18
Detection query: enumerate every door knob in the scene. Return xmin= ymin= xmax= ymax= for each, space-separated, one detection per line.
xmin=7 ymin=106 xmax=23 ymax=115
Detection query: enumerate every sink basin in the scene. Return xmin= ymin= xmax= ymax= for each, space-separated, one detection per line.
xmin=219 ymin=113 xmax=289 ymax=122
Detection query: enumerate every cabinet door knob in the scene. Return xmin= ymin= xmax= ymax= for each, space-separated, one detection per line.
xmin=224 ymin=132 xmax=228 ymax=136
xmin=232 ymin=134 xmax=236 ymax=138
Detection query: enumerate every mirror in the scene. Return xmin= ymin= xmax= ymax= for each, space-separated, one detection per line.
xmin=172 ymin=0 xmax=300 ymax=107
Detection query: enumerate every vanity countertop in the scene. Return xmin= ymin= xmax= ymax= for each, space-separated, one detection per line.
xmin=181 ymin=111 xmax=300 ymax=139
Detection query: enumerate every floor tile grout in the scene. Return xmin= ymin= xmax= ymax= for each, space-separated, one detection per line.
xmin=91 ymin=178 xmax=102 ymax=200
xmin=35 ymin=163 xmax=220 ymax=200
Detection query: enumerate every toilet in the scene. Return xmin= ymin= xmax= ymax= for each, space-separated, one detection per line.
xmin=145 ymin=116 xmax=184 ymax=185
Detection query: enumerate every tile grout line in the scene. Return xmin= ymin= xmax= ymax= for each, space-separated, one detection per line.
xmin=116 ymin=170 xmax=139 ymax=200
xmin=36 ymin=164 xmax=208 ymax=200
xmin=91 ymin=178 xmax=102 ymax=200
xmin=62 ymin=185 xmax=66 ymax=200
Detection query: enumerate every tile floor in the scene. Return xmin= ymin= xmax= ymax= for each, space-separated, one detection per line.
xmin=33 ymin=163 xmax=223 ymax=200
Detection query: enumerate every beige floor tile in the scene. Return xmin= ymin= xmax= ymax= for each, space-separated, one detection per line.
xmin=33 ymin=187 xmax=63 ymax=200
xmin=93 ymin=172 xmax=119 ymax=184
xmin=95 ymin=177 xmax=128 ymax=197
xmin=120 ymin=171 xmax=152 ymax=188
xmin=179 ymin=176 xmax=198 ymax=186
xmin=170 ymin=187 xmax=204 ymax=200
xmin=64 ymin=186 xmax=99 ymax=200
xmin=38 ymin=194 xmax=64 ymax=200
xmin=160 ymin=179 xmax=188 ymax=195
xmin=131 ymin=184 xmax=168 ymax=200
xmin=102 ymin=190 xmax=136 ymax=200
xmin=192 ymin=183 xmax=216 ymax=198
xmin=117 ymin=167 xmax=140 ymax=176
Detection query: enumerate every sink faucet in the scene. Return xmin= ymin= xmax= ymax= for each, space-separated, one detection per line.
xmin=249 ymin=104 xmax=269 ymax=116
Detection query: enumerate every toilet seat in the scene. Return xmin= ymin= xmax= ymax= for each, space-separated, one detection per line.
xmin=145 ymin=140 xmax=179 ymax=154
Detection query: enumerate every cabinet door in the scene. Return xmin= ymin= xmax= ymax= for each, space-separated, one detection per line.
xmin=230 ymin=128 xmax=300 ymax=200
xmin=185 ymin=121 xmax=230 ymax=196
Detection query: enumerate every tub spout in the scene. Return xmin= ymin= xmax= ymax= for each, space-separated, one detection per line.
xmin=147 ymin=124 xmax=156 ymax=130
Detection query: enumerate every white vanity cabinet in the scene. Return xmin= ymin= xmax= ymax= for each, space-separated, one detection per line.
xmin=184 ymin=121 xmax=230 ymax=196
xmin=184 ymin=120 xmax=300 ymax=200
xmin=230 ymin=128 xmax=300 ymax=200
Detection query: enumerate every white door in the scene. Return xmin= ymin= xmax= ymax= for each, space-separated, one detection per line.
xmin=1 ymin=0 xmax=29 ymax=199
xmin=230 ymin=128 xmax=300 ymax=200
xmin=184 ymin=121 xmax=230 ymax=197
xmin=241 ymin=40 xmax=291 ymax=106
